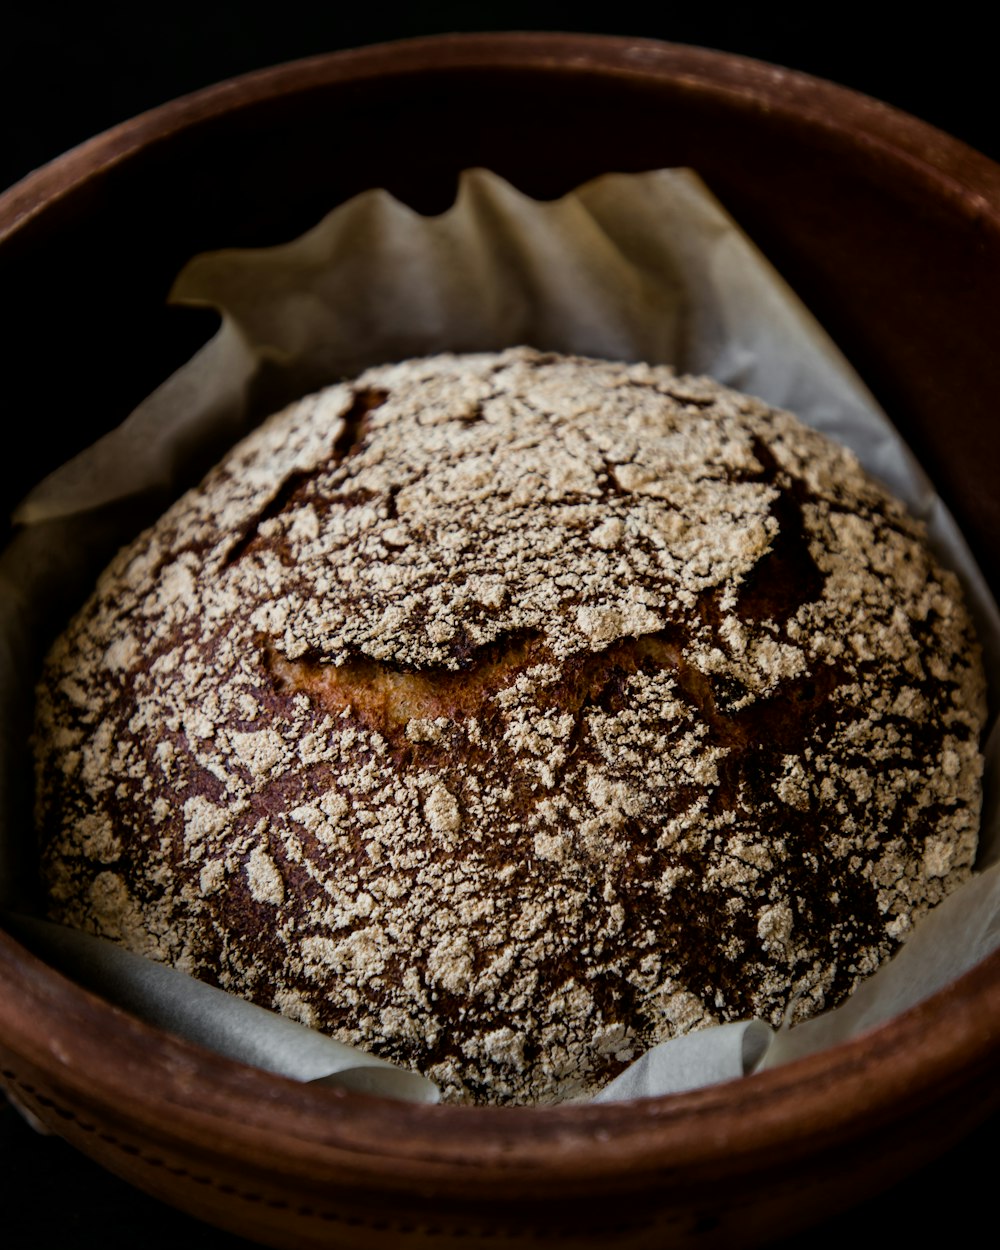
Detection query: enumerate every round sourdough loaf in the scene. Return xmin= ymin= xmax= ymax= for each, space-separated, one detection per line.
xmin=33 ymin=347 xmax=987 ymax=1104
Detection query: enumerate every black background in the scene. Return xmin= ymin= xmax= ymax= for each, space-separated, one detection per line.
xmin=1 ymin=5 xmax=996 ymax=1246
xmin=4 ymin=4 xmax=1000 ymax=194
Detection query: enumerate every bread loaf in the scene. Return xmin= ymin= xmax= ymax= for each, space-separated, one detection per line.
xmin=33 ymin=347 xmax=987 ymax=1104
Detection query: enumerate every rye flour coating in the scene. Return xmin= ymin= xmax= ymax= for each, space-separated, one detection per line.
xmin=34 ymin=347 xmax=987 ymax=1104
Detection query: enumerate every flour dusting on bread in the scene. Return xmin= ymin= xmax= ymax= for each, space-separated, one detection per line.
xmin=34 ymin=348 xmax=986 ymax=1104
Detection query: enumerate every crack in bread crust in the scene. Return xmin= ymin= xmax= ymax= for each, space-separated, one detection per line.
xmin=33 ymin=348 xmax=987 ymax=1105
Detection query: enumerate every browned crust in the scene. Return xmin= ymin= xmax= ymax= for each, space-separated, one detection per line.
xmin=33 ymin=348 xmax=986 ymax=1105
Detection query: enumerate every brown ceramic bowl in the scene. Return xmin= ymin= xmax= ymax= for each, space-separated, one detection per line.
xmin=1 ymin=33 xmax=998 ymax=1250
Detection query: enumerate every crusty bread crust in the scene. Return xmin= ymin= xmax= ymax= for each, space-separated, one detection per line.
xmin=34 ymin=348 xmax=986 ymax=1104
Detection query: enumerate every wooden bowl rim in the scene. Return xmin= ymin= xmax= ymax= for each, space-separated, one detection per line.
xmin=6 ymin=31 xmax=1000 ymax=234
xmin=2 ymin=32 xmax=998 ymax=1190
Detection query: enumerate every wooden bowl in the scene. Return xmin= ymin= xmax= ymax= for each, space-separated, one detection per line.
xmin=1 ymin=33 xmax=998 ymax=1249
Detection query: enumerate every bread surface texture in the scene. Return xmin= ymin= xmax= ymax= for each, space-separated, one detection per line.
xmin=34 ymin=347 xmax=986 ymax=1104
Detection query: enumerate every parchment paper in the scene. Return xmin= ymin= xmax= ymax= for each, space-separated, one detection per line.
xmin=3 ymin=168 xmax=998 ymax=1104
